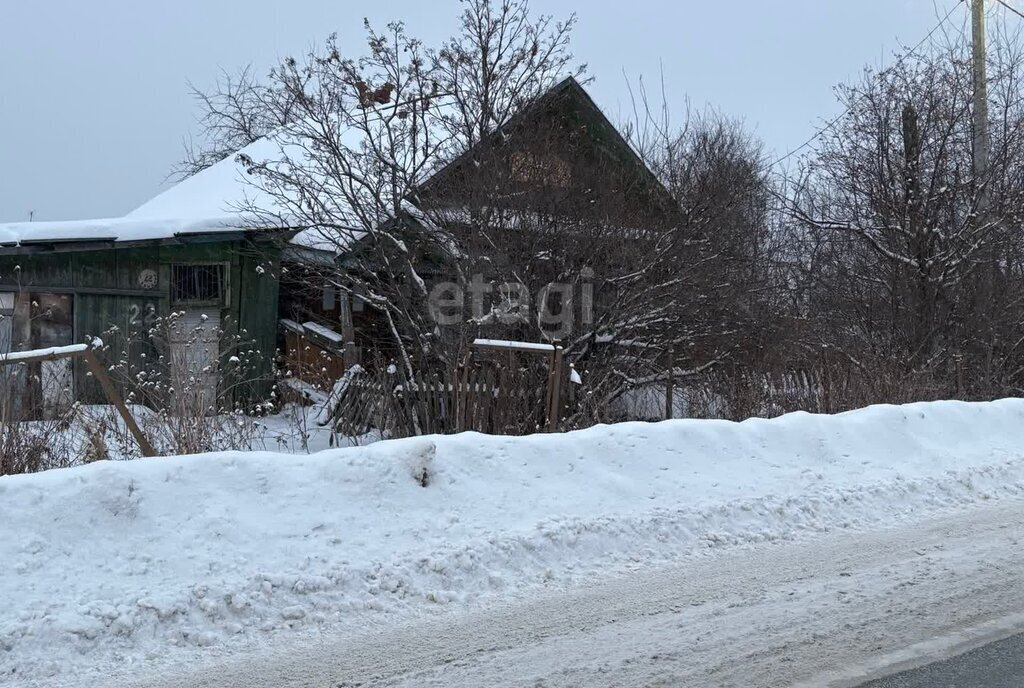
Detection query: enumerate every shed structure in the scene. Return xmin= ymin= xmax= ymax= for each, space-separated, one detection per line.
xmin=0 ymin=219 xmax=282 ymax=416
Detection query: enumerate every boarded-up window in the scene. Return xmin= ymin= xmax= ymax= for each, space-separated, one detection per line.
xmin=171 ymin=264 xmax=226 ymax=306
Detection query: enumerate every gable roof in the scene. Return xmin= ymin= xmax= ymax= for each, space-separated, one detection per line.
xmin=128 ymin=136 xmax=288 ymax=225
xmin=134 ymin=123 xmax=383 ymax=255
xmin=0 ymin=78 xmax=664 ymax=253
xmin=0 ymin=133 xmax=347 ymax=252
xmin=416 ymin=76 xmax=669 ymax=205
xmin=129 ymin=76 xmax=665 ymax=243
xmin=0 ymin=135 xmax=289 ymax=249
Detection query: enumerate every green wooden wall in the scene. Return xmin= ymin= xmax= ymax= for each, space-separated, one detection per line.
xmin=0 ymin=238 xmax=281 ymax=406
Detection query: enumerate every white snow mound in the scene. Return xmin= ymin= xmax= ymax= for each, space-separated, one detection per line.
xmin=4 ymin=399 xmax=1024 ymax=683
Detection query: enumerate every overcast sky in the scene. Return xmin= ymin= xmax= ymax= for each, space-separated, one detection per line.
xmin=0 ymin=0 xmax=974 ymax=223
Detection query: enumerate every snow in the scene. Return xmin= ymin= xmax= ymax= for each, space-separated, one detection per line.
xmin=127 ymin=138 xmax=288 ymax=223
xmin=123 ymin=501 xmax=1024 ymax=688
xmin=0 ymin=216 xmax=256 ymax=247
xmin=472 ymin=338 xmax=560 ymax=352
xmin=127 ymin=133 xmax=366 ymax=255
xmin=300 ymin=321 xmax=345 ymax=345
xmin=289 ymin=226 xmax=365 ymax=255
xmin=278 ymin=318 xmax=303 ymax=335
xmin=0 ymin=343 xmax=88 ymax=363
xmin=5 ymin=399 xmax=1024 ymax=684
xmin=276 ymin=378 xmax=329 ymax=407
xmin=0 ymin=132 xmax=365 ymax=250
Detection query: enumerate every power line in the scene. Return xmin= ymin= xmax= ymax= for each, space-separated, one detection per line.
xmin=996 ymin=0 xmax=1024 ymax=21
xmin=768 ymin=2 xmax=965 ymax=169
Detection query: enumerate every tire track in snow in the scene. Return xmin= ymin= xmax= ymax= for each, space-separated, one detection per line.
xmin=107 ymin=498 xmax=1024 ymax=688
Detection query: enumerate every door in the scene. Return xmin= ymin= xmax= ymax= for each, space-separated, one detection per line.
xmin=168 ymin=310 xmax=221 ymax=415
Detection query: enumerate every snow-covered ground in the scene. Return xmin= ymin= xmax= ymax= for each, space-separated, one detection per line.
xmin=4 ymin=399 xmax=1024 ymax=686
xmin=125 ymin=499 xmax=1024 ymax=688
xmin=9 ymin=401 xmax=366 ymax=469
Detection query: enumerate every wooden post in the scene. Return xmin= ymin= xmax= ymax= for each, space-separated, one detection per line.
xmin=82 ymin=349 xmax=158 ymax=457
xmin=567 ymin=365 xmax=577 ymax=410
xmin=0 ymin=345 xmax=157 ymax=458
xmin=339 ymin=295 xmax=359 ymax=368
xmin=546 ymin=346 xmax=564 ymax=432
xmin=456 ymin=351 xmax=472 ymax=433
xmin=665 ymin=344 xmax=675 ymax=420
xmin=955 ymin=354 xmax=965 ymax=397
xmin=543 ymin=351 xmax=554 ymax=430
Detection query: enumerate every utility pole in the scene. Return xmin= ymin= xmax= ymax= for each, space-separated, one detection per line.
xmin=972 ymin=0 xmax=989 ymax=207
xmin=973 ymin=0 xmax=996 ymax=384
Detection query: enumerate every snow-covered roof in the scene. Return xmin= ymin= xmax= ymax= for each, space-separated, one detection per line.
xmin=129 ymin=131 xmax=367 ymax=255
xmin=128 ymin=136 xmax=290 ymax=225
xmin=0 ymin=129 xmax=369 ymax=250
xmin=1 ymin=77 xmax=631 ymax=253
xmin=0 ymin=137 xmax=287 ymax=248
xmin=0 ymin=215 xmax=251 ymax=247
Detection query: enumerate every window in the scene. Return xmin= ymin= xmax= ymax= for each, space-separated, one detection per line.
xmin=322 ymin=286 xmax=336 ymax=312
xmin=171 ymin=264 xmax=226 ymax=305
xmin=510 ymin=151 xmax=571 ymax=187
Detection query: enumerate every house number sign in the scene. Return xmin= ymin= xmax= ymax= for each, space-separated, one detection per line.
xmin=137 ymin=269 xmax=158 ymax=290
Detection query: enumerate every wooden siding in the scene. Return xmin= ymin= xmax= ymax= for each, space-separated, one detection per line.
xmin=0 ymin=238 xmax=281 ymax=406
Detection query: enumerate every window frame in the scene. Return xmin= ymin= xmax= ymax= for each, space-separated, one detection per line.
xmin=169 ymin=262 xmax=229 ymax=308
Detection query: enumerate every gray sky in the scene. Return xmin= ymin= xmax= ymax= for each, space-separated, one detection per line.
xmin=0 ymin=0 xmax=972 ymax=223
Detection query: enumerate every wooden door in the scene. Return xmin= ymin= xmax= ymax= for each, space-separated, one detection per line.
xmin=168 ymin=310 xmax=221 ymax=415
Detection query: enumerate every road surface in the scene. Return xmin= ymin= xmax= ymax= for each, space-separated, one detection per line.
xmin=100 ymin=499 xmax=1024 ymax=688
xmin=858 ymin=631 xmax=1024 ymax=687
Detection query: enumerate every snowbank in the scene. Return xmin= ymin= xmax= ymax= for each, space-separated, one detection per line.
xmin=4 ymin=399 xmax=1024 ymax=684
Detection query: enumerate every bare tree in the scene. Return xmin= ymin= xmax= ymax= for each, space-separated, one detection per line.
xmin=178 ymin=1 xmax=779 ymax=429
xmin=783 ymin=24 xmax=1024 ymax=400
xmin=227 ymin=3 xmax=587 ymax=384
xmin=433 ymin=0 xmax=586 ymax=149
xmin=174 ymin=65 xmax=301 ymax=180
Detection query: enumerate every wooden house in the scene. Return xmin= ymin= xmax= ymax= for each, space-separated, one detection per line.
xmin=271 ymin=76 xmax=676 ymax=383
xmin=0 ymin=76 xmax=672 ymax=414
xmin=0 ymin=219 xmax=282 ymax=415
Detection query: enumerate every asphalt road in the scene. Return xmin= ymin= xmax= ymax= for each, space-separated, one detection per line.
xmin=858 ymin=632 xmax=1024 ymax=688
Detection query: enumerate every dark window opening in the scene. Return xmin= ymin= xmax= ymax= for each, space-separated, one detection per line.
xmin=171 ymin=264 xmax=226 ymax=305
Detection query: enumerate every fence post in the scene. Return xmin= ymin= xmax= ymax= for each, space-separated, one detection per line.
xmin=546 ymin=346 xmax=564 ymax=432
xmin=665 ymin=344 xmax=675 ymax=420
xmin=456 ymin=352 xmax=471 ymax=433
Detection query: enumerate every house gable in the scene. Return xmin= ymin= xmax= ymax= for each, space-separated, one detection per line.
xmin=416 ymin=77 xmax=675 ymax=221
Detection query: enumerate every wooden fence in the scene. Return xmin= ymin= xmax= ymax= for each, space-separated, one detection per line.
xmin=326 ymin=363 xmax=556 ymax=439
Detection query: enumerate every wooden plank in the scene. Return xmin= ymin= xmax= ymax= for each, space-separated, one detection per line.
xmin=0 ymin=344 xmax=88 ymax=365
xmin=82 ymin=349 xmax=157 ymax=457
xmin=0 ymin=344 xmax=156 ymax=458
xmin=458 ymin=358 xmax=471 ymax=433
xmin=473 ymin=338 xmax=559 ymax=354
xmin=546 ymin=347 xmax=565 ymax=432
